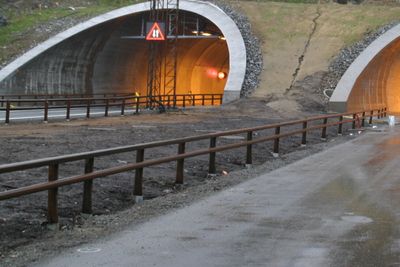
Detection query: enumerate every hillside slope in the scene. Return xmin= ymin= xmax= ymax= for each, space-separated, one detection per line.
xmin=236 ymin=1 xmax=400 ymax=114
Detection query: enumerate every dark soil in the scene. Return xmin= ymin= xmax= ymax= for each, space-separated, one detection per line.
xmin=0 ymin=99 xmax=364 ymax=266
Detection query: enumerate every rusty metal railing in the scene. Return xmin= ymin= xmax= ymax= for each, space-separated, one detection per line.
xmin=0 ymin=93 xmax=223 ymax=123
xmin=0 ymin=108 xmax=387 ymax=223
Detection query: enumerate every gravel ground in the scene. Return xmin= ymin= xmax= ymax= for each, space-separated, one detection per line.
xmin=0 ymin=101 xmax=373 ymax=267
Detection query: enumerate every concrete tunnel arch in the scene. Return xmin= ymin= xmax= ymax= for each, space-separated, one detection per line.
xmin=329 ymin=24 xmax=400 ymax=114
xmin=0 ymin=0 xmax=246 ymax=103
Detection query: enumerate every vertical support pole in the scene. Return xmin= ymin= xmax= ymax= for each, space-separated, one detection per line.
xmin=86 ymin=100 xmax=90 ymax=118
xmin=384 ymin=108 xmax=387 ymax=117
xmin=302 ymin=121 xmax=308 ymax=145
xmin=211 ymin=95 xmax=215 ymax=106
xmin=321 ymin=118 xmax=328 ymax=139
xmin=136 ymin=98 xmax=140 ymax=114
xmin=369 ymin=110 xmax=373 ymax=125
xmin=44 ymin=100 xmax=49 ymax=123
xmin=377 ymin=109 xmax=381 ymax=119
xmin=246 ymin=131 xmax=253 ymax=165
xmin=273 ymin=126 xmax=280 ymax=155
xmin=5 ymin=101 xmax=10 ymax=124
xmin=121 ymin=99 xmax=125 ymax=116
xmin=105 ymin=99 xmax=109 ymax=117
xmin=202 ymin=95 xmax=205 ymax=106
xmin=48 ymin=164 xmax=59 ymax=224
xmin=167 ymin=95 xmax=171 ymax=109
xmin=176 ymin=142 xmax=186 ymax=184
xmin=66 ymin=100 xmax=71 ymax=121
xmin=220 ymin=94 xmax=223 ymax=105
xmin=209 ymin=137 xmax=217 ymax=175
xmin=192 ymin=95 xmax=195 ymax=106
xmin=361 ymin=111 xmax=365 ymax=127
xmin=1 ymin=96 xmax=4 ymax=107
xmin=82 ymin=158 xmax=94 ymax=214
xmin=352 ymin=114 xmax=356 ymax=129
xmin=134 ymin=149 xmax=145 ymax=203
xmin=338 ymin=116 xmax=343 ymax=135
xmin=183 ymin=95 xmax=186 ymax=108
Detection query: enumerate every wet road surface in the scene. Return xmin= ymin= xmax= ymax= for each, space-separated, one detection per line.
xmin=35 ymin=126 xmax=400 ymax=267
xmin=0 ymin=107 xmax=137 ymax=123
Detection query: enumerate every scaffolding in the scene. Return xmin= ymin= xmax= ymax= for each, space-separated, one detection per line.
xmin=146 ymin=0 xmax=179 ymax=109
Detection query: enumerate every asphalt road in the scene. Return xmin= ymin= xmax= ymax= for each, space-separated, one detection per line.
xmin=35 ymin=126 xmax=400 ymax=267
xmin=0 ymin=107 xmax=137 ymax=123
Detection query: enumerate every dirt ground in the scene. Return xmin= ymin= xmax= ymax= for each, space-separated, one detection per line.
xmin=0 ymin=98 xmax=368 ymax=267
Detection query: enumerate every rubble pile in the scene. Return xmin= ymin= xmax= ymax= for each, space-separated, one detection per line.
xmin=213 ymin=1 xmax=263 ymax=97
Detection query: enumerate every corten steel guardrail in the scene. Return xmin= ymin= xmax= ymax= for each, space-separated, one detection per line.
xmin=0 ymin=108 xmax=387 ymax=223
xmin=0 ymin=93 xmax=132 ymax=107
xmin=0 ymin=93 xmax=223 ymax=123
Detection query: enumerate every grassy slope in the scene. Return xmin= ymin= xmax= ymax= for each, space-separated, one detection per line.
xmin=0 ymin=0 xmax=142 ymax=65
xmin=236 ymin=2 xmax=400 ymax=98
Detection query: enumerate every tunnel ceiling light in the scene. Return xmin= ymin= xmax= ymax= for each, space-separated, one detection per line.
xmin=201 ymin=32 xmax=212 ymax=36
xmin=218 ymin=72 xmax=227 ymax=80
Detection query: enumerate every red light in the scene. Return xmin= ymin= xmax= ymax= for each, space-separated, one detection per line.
xmin=218 ymin=72 xmax=227 ymax=80
xmin=206 ymin=68 xmax=218 ymax=78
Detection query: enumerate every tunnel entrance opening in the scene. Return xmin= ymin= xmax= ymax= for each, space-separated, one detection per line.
xmin=113 ymin=10 xmax=229 ymax=106
xmin=329 ymin=25 xmax=400 ymax=115
xmin=0 ymin=0 xmax=247 ymax=104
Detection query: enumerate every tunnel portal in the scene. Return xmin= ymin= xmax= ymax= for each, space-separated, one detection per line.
xmin=329 ymin=24 xmax=400 ymax=115
xmin=0 ymin=10 xmax=229 ymax=101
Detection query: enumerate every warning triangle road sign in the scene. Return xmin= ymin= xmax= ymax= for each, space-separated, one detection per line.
xmin=146 ymin=22 xmax=166 ymax=41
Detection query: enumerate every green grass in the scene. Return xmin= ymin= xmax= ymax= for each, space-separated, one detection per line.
xmin=0 ymin=0 xmax=145 ymax=63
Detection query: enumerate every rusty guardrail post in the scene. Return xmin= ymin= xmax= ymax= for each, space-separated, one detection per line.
xmin=273 ymin=126 xmax=280 ymax=156
xmin=352 ymin=114 xmax=356 ymax=129
xmin=209 ymin=137 xmax=217 ymax=175
xmin=211 ymin=95 xmax=215 ymax=106
xmin=105 ymin=99 xmax=109 ymax=117
xmin=202 ymin=95 xmax=205 ymax=106
xmin=321 ymin=118 xmax=328 ymax=140
xmin=166 ymin=95 xmax=170 ymax=109
xmin=384 ymin=108 xmax=387 ymax=117
xmin=82 ymin=158 xmax=94 ymax=214
xmin=183 ymin=95 xmax=186 ymax=108
xmin=302 ymin=121 xmax=307 ymax=146
xmin=86 ymin=99 xmax=91 ymax=118
xmin=338 ymin=116 xmax=343 ymax=135
xmin=66 ymin=100 xmax=71 ymax=121
xmin=176 ymin=142 xmax=186 ymax=184
xmin=134 ymin=149 xmax=145 ymax=204
xmin=220 ymin=94 xmax=223 ymax=105
xmin=361 ymin=111 xmax=365 ymax=127
xmin=121 ymin=99 xmax=126 ymax=116
xmin=44 ymin=100 xmax=49 ymax=123
xmin=5 ymin=100 xmax=10 ymax=124
xmin=246 ymin=131 xmax=253 ymax=166
xmin=369 ymin=110 xmax=373 ymax=125
xmin=48 ymin=164 xmax=59 ymax=224
xmin=135 ymin=98 xmax=140 ymax=114
xmin=377 ymin=109 xmax=381 ymax=119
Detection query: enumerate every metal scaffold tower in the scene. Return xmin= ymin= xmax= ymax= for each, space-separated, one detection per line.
xmin=163 ymin=0 xmax=179 ymax=107
xmin=146 ymin=0 xmax=179 ymax=109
